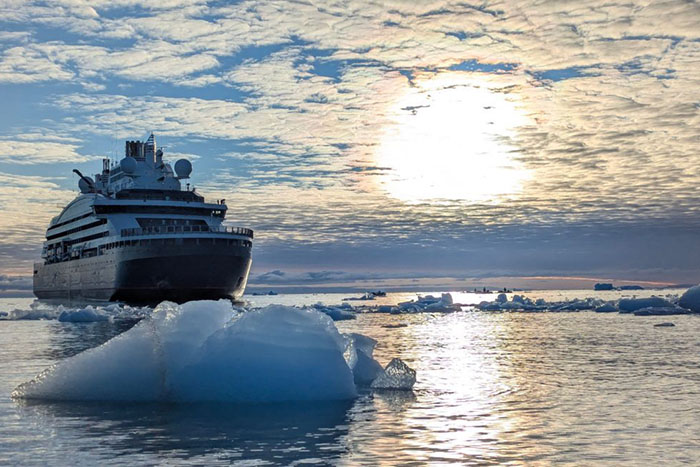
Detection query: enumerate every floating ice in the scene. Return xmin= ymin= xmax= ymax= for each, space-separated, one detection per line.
xmin=14 ymin=301 xmax=411 ymax=403
xmin=393 ymin=293 xmax=461 ymax=313
xmin=14 ymin=300 xmax=233 ymax=401
xmin=478 ymin=296 xmax=605 ymax=312
xmin=618 ymin=297 xmax=674 ymax=313
xmin=58 ymin=306 xmax=110 ymax=323
xmin=173 ymin=304 xmax=357 ymax=402
xmin=344 ymin=333 xmax=383 ymax=386
xmin=1 ymin=302 xmax=150 ymax=321
xmin=5 ymin=308 xmax=57 ymax=320
xmin=654 ymin=322 xmax=676 ymax=327
xmin=306 ymin=302 xmax=356 ymax=321
xmin=595 ymin=303 xmax=618 ymax=313
xmin=632 ymin=306 xmax=689 ymax=316
xmin=371 ymin=358 xmax=416 ymax=390
xmin=679 ymin=285 xmax=700 ymax=313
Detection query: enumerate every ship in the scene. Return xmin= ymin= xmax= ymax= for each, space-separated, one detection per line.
xmin=33 ymin=133 xmax=253 ymax=304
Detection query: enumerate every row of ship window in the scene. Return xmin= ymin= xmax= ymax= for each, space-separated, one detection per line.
xmin=46 ymin=219 xmax=107 ymax=241
xmin=101 ymin=238 xmax=252 ymax=250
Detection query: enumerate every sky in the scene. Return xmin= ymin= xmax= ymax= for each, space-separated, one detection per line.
xmin=0 ymin=0 xmax=699 ymax=292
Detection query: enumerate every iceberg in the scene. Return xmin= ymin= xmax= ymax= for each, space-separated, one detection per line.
xmin=679 ymin=285 xmax=700 ymax=313
xmin=14 ymin=301 xmax=413 ymax=403
xmin=172 ymin=304 xmax=357 ymax=402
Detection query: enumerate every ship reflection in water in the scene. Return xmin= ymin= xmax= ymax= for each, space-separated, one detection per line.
xmin=3 ymin=299 xmax=700 ymax=464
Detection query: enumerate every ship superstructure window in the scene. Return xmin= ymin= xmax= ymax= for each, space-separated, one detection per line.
xmin=46 ymin=219 xmax=107 ymax=241
xmin=46 ymin=231 xmax=109 ymax=252
xmin=136 ymin=218 xmax=208 ymax=228
xmin=115 ymin=189 xmax=204 ymax=202
xmin=47 ymin=211 xmax=94 ymax=231
xmin=95 ymin=205 xmax=223 ymax=216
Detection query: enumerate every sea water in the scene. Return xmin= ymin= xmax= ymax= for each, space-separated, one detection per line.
xmin=1 ymin=290 xmax=700 ymax=465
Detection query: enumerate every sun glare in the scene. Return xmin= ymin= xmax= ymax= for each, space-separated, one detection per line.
xmin=376 ymin=75 xmax=530 ymax=204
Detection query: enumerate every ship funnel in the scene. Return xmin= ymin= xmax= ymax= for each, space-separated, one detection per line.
xmin=144 ymin=133 xmax=156 ymax=165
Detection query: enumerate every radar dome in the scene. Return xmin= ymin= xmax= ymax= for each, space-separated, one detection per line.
xmin=120 ymin=156 xmax=137 ymax=174
xmin=174 ymin=159 xmax=192 ymax=178
xmin=78 ymin=176 xmax=94 ymax=194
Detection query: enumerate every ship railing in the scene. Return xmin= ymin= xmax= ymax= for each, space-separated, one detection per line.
xmin=120 ymin=225 xmax=254 ymax=238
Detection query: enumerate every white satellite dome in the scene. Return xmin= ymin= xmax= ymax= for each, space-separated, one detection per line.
xmin=120 ymin=156 xmax=137 ymax=174
xmin=174 ymin=159 xmax=192 ymax=178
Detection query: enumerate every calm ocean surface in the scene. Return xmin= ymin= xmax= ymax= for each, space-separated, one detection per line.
xmin=1 ymin=289 xmax=699 ymax=465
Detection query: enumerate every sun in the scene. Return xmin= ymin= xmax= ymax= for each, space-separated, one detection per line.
xmin=376 ymin=74 xmax=530 ymax=204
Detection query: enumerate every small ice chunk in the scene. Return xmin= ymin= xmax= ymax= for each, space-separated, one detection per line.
xmin=633 ymin=306 xmax=689 ymax=316
xmin=440 ymin=293 xmax=453 ymax=305
xmin=496 ymin=293 xmax=508 ymax=303
xmin=58 ymin=306 xmax=110 ymax=323
xmin=371 ymin=358 xmax=416 ymax=390
xmin=595 ymin=303 xmax=617 ymax=313
xmin=344 ymin=333 xmax=383 ymax=386
xmin=309 ymin=303 xmax=356 ymax=321
xmin=679 ymin=285 xmax=700 ymax=312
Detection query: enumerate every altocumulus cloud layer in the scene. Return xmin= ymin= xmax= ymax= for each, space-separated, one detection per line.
xmin=0 ymin=0 xmax=698 ymax=284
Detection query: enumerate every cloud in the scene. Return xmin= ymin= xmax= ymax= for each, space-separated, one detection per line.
xmin=0 ymin=274 xmax=32 ymax=291
xmin=0 ymin=139 xmax=93 ymax=165
xmin=0 ymin=172 xmax=75 ymax=274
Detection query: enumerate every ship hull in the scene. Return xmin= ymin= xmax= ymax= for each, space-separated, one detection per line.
xmin=33 ymin=241 xmax=251 ymax=305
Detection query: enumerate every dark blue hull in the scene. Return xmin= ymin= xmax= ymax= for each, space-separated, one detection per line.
xmin=33 ymin=240 xmax=252 ymax=305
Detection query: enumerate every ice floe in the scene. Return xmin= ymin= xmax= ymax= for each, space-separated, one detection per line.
xmin=393 ymin=293 xmax=461 ymax=313
xmin=631 ymin=306 xmax=689 ymax=316
xmin=618 ymin=297 xmax=674 ymax=313
xmin=473 ymin=292 xmax=693 ymax=314
xmin=477 ymin=295 xmax=606 ymax=312
xmin=14 ymin=301 xmax=414 ymax=403
xmin=595 ymin=303 xmax=618 ymax=313
xmin=654 ymin=322 xmax=676 ymax=327
xmin=679 ymin=285 xmax=700 ymax=313
xmin=305 ymin=302 xmax=356 ymax=321
xmin=1 ymin=301 xmax=151 ymax=322
xmin=58 ymin=306 xmax=110 ymax=323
